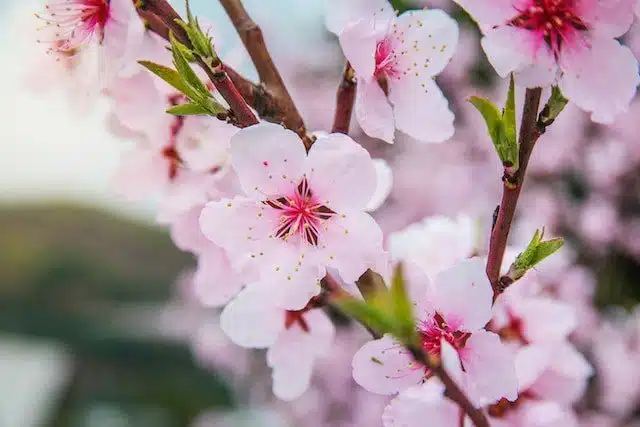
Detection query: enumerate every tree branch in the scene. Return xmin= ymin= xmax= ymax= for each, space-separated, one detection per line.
xmin=217 ymin=0 xmax=308 ymax=139
xmin=138 ymin=0 xmax=258 ymax=127
xmin=486 ymin=88 xmax=543 ymax=297
xmin=331 ymin=62 xmax=357 ymax=134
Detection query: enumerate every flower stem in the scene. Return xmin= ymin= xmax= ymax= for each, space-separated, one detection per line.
xmin=486 ymin=87 xmax=543 ymax=297
xmin=331 ymin=62 xmax=357 ymax=134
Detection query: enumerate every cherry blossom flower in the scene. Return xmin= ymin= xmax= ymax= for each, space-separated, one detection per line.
xmin=454 ymin=0 xmax=640 ymax=123
xmin=388 ymin=214 xmax=477 ymax=279
xmin=220 ymin=282 xmax=335 ymax=400
xmin=352 ymin=258 xmax=518 ymax=406
xmin=200 ymin=123 xmax=384 ymax=310
xmin=328 ymin=1 xmax=459 ymax=143
xmin=36 ymin=0 xmax=144 ymax=86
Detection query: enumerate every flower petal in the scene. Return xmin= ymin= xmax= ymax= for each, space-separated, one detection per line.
xmin=452 ymin=0 xmax=520 ymax=30
xmin=481 ymin=26 xmax=537 ymax=77
xmin=352 ymin=335 xmax=424 ymax=395
xmin=392 ymin=9 xmax=459 ymax=78
xmin=382 ymin=380 xmax=458 ymax=427
xmin=559 ymin=37 xmax=639 ymax=124
xmin=230 ymin=123 xmax=306 ymax=199
xmin=388 ymin=78 xmax=454 ymax=144
xmin=338 ymin=18 xmax=380 ymax=79
xmin=366 ymin=159 xmax=394 ymax=212
xmin=219 ymin=283 xmax=284 ymax=348
xmin=305 ymin=133 xmax=377 ymax=212
xmin=460 ymin=330 xmax=519 ymax=405
xmin=193 ymin=244 xmax=244 ymax=307
xmin=316 ymin=211 xmax=384 ymax=283
xmin=325 ymin=0 xmax=395 ymax=35
xmin=578 ymin=0 xmax=635 ymax=38
xmin=431 ymin=258 xmax=493 ymax=332
xmin=355 ymin=79 xmax=396 ymax=143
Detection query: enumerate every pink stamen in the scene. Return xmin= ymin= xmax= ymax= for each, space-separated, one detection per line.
xmin=36 ymin=0 xmax=111 ymax=53
xmin=508 ymin=0 xmax=588 ymax=57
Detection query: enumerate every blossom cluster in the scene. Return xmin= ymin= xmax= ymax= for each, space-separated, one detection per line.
xmin=29 ymin=0 xmax=640 ymax=426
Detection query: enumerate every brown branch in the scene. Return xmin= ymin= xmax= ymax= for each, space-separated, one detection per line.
xmin=486 ymin=88 xmax=543 ymax=297
xmin=331 ymin=62 xmax=357 ymax=134
xmin=217 ymin=0 xmax=307 ymax=139
xmin=138 ymin=0 xmax=258 ymax=126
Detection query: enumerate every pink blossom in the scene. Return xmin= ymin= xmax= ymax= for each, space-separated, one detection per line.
xmin=220 ymin=283 xmax=335 ymax=400
xmin=455 ymin=0 xmax=640 ymax=123
xmin=36 ymin=0 xmax=144 ymax=86
xmin=352 ymin=258 xmax=518 ymax=406
xmin=329 ymin=2 xmax=458 ymax=143
xmin=200 ymin=123 xmax=384 ymax=310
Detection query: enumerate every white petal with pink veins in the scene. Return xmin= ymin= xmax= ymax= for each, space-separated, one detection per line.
xmin=559 ymin=37 xmax=640 ymax=124
xmin=388 ymin=76 xmax=455 ymax=143
xmin=352 ymin=335 xmax=424 ymax=395
xmin=355 ymin=79 xmax=396 ymax=143
xmin=230 ymin=123 xmax=306 ymax=199
xmin=305 ymin=133 xmax=377 ymax=212
xmin=431 ymin=258 xmax=493 ymax=332
xmin=481 ymin=26 xmax=538 ymax=77
xmin=220 ymin=283 xmax=284 ymax=348
xmin=392 ymin=9 xmax=459 ymax=78
xmin=459 ymin=330 xmax=518 ymax=405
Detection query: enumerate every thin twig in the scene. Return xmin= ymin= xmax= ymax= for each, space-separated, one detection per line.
xmin=331 ymin=62 xmax=357 ymax=134
xmin=486 ymin=88 xmax=543 ymax=297
xmin=138 ymin=0 xmax=258 ymax=126
xmin=217 ymin=0 xmax=308 ymax=139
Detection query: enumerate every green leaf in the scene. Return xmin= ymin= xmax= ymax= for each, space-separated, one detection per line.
xmin=169 ymin=32 xmax=210 ymax=99
xmin=138 ymin=60 xmax=194 ymax=98
xmin=389 ymin=264 xmax=417 ymax=344
xmin=508 ymin=228 xmax=564 ymax=280
xmin=539 ymin=86 xmax=569 ymax=128
xmin=501 ymin=75 xmax=518 ymax=169
xmin=469 ymin=96 xmax=502 ymax=144
xmin=338 ymin=298 xmax=396 ymax=336
xmin=166 ymin=102 xmax=211 ymax=116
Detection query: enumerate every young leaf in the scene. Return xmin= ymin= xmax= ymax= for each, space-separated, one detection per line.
xmin=138 ymin=60 xmax=193 ymax=98
xmin=501 ymin=75 xmax=518 ymax=169
xmin=338 ymin=298 xmax=396 ymax=336
xmin=169 ymin=32 xmax=210 ymax=99
xmin=469 ymin=96 xmax=502 ymax=144
xmin=166 ymin=102 xmax=211 ymax=116
xmin=539 ymin=86 xmax=569 ymax=128
xmin=389 ymin=264 xmax=417 ymax=344
xmin=507 ymin=228 xmax=564 ymax=281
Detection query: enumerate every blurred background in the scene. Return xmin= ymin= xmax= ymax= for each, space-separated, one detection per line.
xmin=1 ymin=0 xmax=639 ymax=426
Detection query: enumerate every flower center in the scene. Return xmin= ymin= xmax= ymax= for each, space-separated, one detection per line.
xmin=374 ymin=38 xmax=399 ymax=79
xmin=418 ymin=313 xmax=470 ymax=358
xmin=266 ymin=178 xmax=335 ymax=246
xmin=37 ymin=0 xmax=111 ymax=53
xmin=508 ymin=0 xmax=587 ymax=56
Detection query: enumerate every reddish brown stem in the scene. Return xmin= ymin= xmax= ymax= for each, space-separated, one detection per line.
xmin=486 ymin=88 xmax=543 ymax=297
xmin=331 ymin=62 xmax=357 ymax=134
xmin=138 ymin=0 xmax=257 ymax=126
xmin=217 ymin=0 xmax=307 ymax=138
